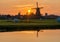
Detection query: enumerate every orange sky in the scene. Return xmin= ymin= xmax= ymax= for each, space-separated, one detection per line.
xmin=0 ymin=0 xmax=60 ymax=15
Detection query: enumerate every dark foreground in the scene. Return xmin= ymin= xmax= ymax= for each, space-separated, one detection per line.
xmin=0 ymin=25 xmax=60 ymax=32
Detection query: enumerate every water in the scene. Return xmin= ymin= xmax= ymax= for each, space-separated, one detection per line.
xmin=0 ymin=30 xmax=60 ymax=42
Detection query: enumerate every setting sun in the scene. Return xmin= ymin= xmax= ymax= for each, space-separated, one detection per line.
xmin=28 ymin=9 xmax=31 ymax=15
xmin=28 ymin=10 xmax=31 ymax=13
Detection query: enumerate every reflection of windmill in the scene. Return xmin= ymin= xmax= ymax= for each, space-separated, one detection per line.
xmin=32 ymin=2 xmax=43 ymax=19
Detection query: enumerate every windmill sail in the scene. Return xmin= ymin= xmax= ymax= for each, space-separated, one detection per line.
xmin=35 ymin=2 xmax=42 ymax=19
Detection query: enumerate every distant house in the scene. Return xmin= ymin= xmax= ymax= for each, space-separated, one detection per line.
xmin=44 ymin=14 xmax=59 ymax=19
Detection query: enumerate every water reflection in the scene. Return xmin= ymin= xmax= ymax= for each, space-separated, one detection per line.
xmin=0 ymin=30 xmax=60 ymax=42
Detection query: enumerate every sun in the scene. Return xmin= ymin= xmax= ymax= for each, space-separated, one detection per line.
xmin=28 ymin=9 xmax=31 ymax=14
xmin=28 ymin=10 xmax=31 ymax=13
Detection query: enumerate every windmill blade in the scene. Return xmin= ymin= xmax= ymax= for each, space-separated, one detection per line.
xmin=31 ymin=7 xmax=43 ymax=9
xmin=37 ymin=7 xmax=43 ymax=9
xmin=40 ymin=7 xmax=43 ymax=9
xmin=31 ymin=8 xmax=36 ymax=9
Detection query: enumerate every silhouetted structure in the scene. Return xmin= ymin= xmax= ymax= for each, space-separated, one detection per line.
xmin=34 ymin=2 xmax=43 ymax=19
xmin=45 ymin=13 xmax=48 ymax=16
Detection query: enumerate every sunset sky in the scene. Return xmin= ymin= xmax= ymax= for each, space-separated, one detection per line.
xmin=0 ymin=0 xmax=60 ymax=15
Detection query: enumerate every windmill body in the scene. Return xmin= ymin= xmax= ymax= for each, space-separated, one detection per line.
xmin=35 ymin=2 xmax=43 ymax=19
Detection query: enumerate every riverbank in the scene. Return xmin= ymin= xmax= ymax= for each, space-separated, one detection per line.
xmin=0 ymin=19 xmax=60 ymax=32
xmin=0 ymin=24 xmax=60 ymax=32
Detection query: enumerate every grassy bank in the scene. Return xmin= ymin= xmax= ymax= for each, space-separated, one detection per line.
xmin=0 ymin=19 xmax=60 ymax=32
xmin=0 ymin=19 xmax=60 ymax=25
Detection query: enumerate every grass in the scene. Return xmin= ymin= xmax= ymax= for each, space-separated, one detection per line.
xmin=0 ymin=19 xmax=60 ymax=31
xmin=0 ymin=19 xmax=60 ymax=25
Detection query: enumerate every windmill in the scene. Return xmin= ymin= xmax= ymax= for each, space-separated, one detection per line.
xmin=32 ymin=2 xmax=43 ymax=19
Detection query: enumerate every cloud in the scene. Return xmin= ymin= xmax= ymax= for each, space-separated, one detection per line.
xmin=12 ymin=4 xmax=34 ymax=8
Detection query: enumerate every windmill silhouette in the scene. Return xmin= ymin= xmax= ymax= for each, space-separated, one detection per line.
xmin=32 ymin=2 xmax=43 ymax=19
